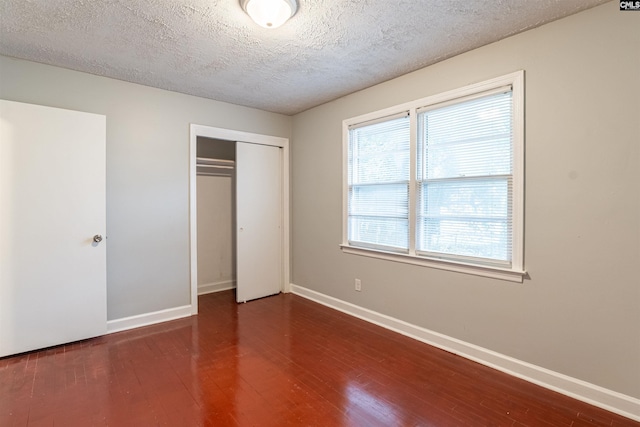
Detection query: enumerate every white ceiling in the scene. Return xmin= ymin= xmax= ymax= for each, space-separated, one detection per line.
xmin=1 ymin=0 xmax=608 ymax=115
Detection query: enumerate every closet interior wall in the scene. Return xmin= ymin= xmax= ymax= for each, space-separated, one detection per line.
xmin=196 ymin=137 xmax=236 ymax=295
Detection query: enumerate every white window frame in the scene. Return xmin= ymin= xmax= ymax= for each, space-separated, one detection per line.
xmin=341 ymin=71 xmax=526 ymax=283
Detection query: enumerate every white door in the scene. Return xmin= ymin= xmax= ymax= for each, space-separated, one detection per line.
xmin=0 ymin=100 xmax=107 ymax=357
xmin=235 ymin=142 xmax=282 ymax=303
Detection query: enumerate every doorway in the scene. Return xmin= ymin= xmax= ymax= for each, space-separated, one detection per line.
xmin=196 ymin=137 xmax=236 ymax=296
xmin=189 ymin=124 xmax=290 ymax=313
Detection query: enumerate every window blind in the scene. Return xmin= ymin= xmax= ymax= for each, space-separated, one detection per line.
xmin=417 ymin=91 xmax=513 ymax=264
xmin=348 ymin=114 xmax=410 ymax=251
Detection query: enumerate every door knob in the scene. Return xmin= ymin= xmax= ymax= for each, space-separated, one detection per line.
xmin=93 ymin=234 xmax=103 ymax=243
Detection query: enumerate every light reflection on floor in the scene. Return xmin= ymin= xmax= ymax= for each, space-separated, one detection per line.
xmin=345 ymin=382 xmax=400 ymax=425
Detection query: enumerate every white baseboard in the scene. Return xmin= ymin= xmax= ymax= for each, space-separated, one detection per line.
xmin=107 ymin=305 xmax=193 ymax=334
xmin=106 ymin=279 xmax=234 ymax=334
xmin=198 ymin=280 xmax=236 ymax=295
xmin=290 ymin=283 xmax=640 ymax=422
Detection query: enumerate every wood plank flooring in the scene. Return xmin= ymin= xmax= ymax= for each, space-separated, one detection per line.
xmin=1 ymin=290 xmax=638 ymax=426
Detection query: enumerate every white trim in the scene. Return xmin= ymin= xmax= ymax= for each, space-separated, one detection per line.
xmin=106 ymin=305 xmax=192 ymax=334
xmin=189 ymin=124 xmax=291 ymax=309
xmin=348 ymin=111 xmax=410 ymax=130
xmin=290 ymin=284 xmax=640 ymax=422
xmin=415 ymin=84 xmax=512 ymax=115
xmin=342 ymin=122 xmax=350 ymax=255
xmin=340 ymin=244 xmax=526 ymax=283
xmin=510 ymin=71 xmax=525 ymax=272
xmin=198 ymin=280 xmax=236 ymax=295
xmin=408 ymin=107 xmax=418 ymax=256
xmin=189 ymin=128 xmax=198 ymax=314
xmin=191 ymin=125 xmax=288 ymax=147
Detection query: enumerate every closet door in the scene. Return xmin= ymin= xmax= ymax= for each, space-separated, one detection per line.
xmin=236 ymin=142 xmax=282 ymax=303
xmin=0 ymin=100 xmax=107 ymax=357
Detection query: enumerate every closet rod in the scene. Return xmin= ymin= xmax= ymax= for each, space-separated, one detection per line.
xmin=197 ymin=164 xmax=234 ymax=170
xmin=196 ymin=157 xmax=235 ymax=166
xmin=197 ymin=172 xmax=233 ymax=177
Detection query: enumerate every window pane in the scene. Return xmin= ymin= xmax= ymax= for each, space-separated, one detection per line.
xmin=348 ymin=115 xmax=410 ymax=251
xmin=349 ymin=183 xmax=408 ymax=217
xmin=419 ymin=92 xmax=512 ymax=180
xmin=417 ymin=180 xmax=511 ymax=260
xmin=350 ymin=116 xmax=410 ymax=184
xmin=424 ymin=136 xmax=511 ymax=179
xmin=348 ymin=216 xmax=409 ymax=250
xmin=418 ymin=217 xmax=509 ymax=260
xmin=351 ymin=150 xmax=410 ymax=184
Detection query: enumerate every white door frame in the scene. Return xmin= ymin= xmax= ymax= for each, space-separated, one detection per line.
xmin=189 ymin=124 xmax=290 ymax=314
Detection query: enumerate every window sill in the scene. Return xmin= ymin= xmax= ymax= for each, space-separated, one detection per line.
xmin=339 ymin=245 xmax=527 ymax=283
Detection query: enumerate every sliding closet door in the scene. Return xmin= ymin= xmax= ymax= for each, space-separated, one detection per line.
xmin=0 ymin=100 xmax=106 ymax=357
xmin=235 ymin=142 xmax=282 ymax=303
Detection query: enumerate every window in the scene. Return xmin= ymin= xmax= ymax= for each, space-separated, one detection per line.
xmin=342 ymin=72 xmax=525 ymax=282
xmin=348 ymin=114 xmax=410 ymax=251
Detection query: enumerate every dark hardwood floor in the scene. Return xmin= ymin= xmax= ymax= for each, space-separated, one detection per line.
xmin=1 ymin=290 xmax=637 ymax=426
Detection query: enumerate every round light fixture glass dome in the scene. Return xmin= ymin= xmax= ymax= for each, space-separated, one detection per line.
xmin=241 ymin=0 xmax=297 ymax=29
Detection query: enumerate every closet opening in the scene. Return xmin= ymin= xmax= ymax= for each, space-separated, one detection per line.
xmin=196 ymin=137 xmax=237 ymax=297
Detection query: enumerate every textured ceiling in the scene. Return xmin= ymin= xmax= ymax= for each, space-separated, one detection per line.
xmin=1 ymin=0 xmax=608 ymax=115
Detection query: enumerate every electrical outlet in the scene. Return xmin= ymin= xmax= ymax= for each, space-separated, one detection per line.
xmin=355 ymin=278 xmax=362 ymax=292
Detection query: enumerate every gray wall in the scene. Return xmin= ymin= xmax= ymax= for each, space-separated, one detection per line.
xmin=197 ymin=175 xmax=235 ymax=289
xmin=0 ymin=55 xmax=292 ymax=320
xmin=291 ymin=3 xmax=639 ymax=398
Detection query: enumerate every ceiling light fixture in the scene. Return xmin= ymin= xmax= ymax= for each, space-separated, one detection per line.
xmin=240 ymin=0 xmax=297 ymax=29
